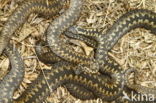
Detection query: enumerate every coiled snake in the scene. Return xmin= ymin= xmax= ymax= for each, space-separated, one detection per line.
xmin=0 ymin=45 xmax=24 ymax=103
xmin=0 ymin=0 xmax=156 ymax=103
xmin=35 ymin=9 xmax=156 ymax=103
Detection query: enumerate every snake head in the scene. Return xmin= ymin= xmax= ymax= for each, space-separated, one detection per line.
xmin=68 ymin=25 xmax=80 ymax=34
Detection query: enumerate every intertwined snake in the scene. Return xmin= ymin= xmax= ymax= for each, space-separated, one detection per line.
xmin=0 ymin=45 xmax=24 ymax=103
xmin=0 ymin=0 xmax=156 ymax=103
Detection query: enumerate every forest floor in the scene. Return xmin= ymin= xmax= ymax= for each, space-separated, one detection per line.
xmin=0 ymin=0 xmax=156 ymax=103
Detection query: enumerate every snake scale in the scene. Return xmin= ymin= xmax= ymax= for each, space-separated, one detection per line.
xmin=35 ymin=41 xmax=96 ymax=101
xmin=0 ymin=45 xmax=24 ymax=103
xmin=0 ymin=0 xmax=156 ymax=103
xmin=67 ymin=9 xmax=156 ymax=66
xmin=66 ymin=9 xmax=156 ymax=102
xmin=2 ymin=1 xmax=109 ymax=102
xmin=35 ymin=8 xmax=156 ymax=103
xmin=37 ymin=5 xmax=156 ymax=103
xmin=0 ymin=0 xmax=64 ymax=54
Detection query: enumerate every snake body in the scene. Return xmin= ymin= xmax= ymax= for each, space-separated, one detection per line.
xmin=66 ymin=9 xmax=156 ymax=102
xmin=46 ymin=0 xmax=99 ymax=72
xmin=66 ymin=10 xmax=156 ymax=98
xmin=46 ymin=0 xmax=125 ymax=101
xmin=68 ymin=26 xmax=101 ymax=41
xmin=35 ymin=41 xmax=96 ymax=100
xmin=35 ymin=41 xmax=100 ymax=100
xmin=65 ymin=83 xmax=96 ymax=100
xmin=0 ymin=0 xmax=156 ymax=103
xmin=0 ymin=0 xmax=63 ymax=102
xmin=36 ymin=3 xmax=156 ymax=102
xmin=68 ymin=9 xmax=156 ymax=66
xmin=14 ymin=62 xmax=108 ymax=103
xmin=0 ymin=0 xmax=101 ymax=102
xmin=0 ymin=0 xmax=63 ymax=55
xmin=65 ymin=31 xmax=97 ymax=48
xmin=35 ymin=41 xmax=62 ymax=64
xmin=0 ymin=46 xmax=24 ymax=103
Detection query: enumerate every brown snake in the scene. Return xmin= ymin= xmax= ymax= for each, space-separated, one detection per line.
xmin=0 ymin=0 xmax=63 ymax=54
xmin=0 ymin=0 xmax=156 ymax=103
xmin=0 ymin=45 xmax=24 ymax=103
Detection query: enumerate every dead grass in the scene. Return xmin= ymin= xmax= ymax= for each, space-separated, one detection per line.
xmin=0 ymin=0 xmax=156 ymax=103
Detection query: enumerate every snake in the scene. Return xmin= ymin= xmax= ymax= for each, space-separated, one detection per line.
xmin=66 ymin=9 xmax=156 ymax=102
xmin=0 ymin=0 xmax=99 ymax=73
xmin=14 ymin=62 xmax=111 ymax=103
xmin=0 ymin=48 xmax=99 ymax=103
xmin=35 ymin=41 xmax=62 ymax=64
xmin=36 ymin=41 xmax=156 ymax=103
xmin=46 ymin=0 xmax=100 ymax=73
xmin=36 ymin=1 xmax=156 ymax=101
xmin=1 ymin=0 xmax=125 ymax=102
xmin=67 ymin=9 xmax=156 ymax=66
xmin=35 ymin=40 xmax=96 ymax=100
xmin=124 ymin=68 xmax=156 ymax=97
xmin=0 ymin=0 xmax=106 ymax=102
xmin=46 ymin=0 xmax=126 ymax=100
xmin=1 ymin=0 xmax=156 ymax=102
xmin=45 ymin=7 xmax=156 ymax=102
xmin=0 ymin=0 xmax=63 ymax=102
xmin=0 ymin=45 xmax=24 ymax=103
xmin=35 ymin=41 xmax=98 ymax=100
xmin=64 ymin=31 xmax=97 ymax=48
xmin=0 ymin=0 xmax=64 ymax=55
